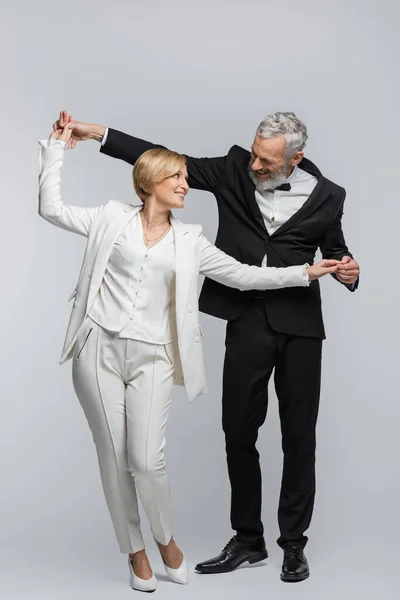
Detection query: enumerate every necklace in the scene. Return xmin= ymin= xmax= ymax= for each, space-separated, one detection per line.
xmin=141 ymin=211 xmax=170 ymax=228
xmin=143 ymin=226 xmax=170 ymax=246
xmin=142 ymin=222 xmax=171 ymax=247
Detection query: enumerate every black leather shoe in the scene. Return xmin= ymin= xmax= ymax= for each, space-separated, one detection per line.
xmin=195 ymin=536 xmax=268 ymax=574
xmin=280 ymin=545 xmax=309 ymax=582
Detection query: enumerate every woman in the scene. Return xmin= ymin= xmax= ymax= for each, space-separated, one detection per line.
xmin=38 ymin=123 xmax=338 ymax=592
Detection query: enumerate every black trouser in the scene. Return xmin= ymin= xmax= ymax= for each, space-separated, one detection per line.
xmin=222 ymin=298 xmax=322 ymax=549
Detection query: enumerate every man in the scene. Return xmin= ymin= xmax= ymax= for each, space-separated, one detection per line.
xmin=54 ymin=110 xmax=359 ymax=582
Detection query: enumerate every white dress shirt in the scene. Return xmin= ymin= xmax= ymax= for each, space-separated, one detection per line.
xmin=255 ymin=165 xmax=318 ymax=267
xmin=89 ymin=213 xmax=176 ymax=344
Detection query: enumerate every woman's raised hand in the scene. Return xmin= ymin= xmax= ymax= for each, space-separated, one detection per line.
xmin=50 ymin=122 xmax=73 ymax=146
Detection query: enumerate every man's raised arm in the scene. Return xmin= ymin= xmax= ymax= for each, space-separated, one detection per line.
xmin=54 ymin=111 xmax=227 ymax=194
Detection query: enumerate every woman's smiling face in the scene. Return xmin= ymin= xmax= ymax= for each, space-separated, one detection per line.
xmin=152 ymin=165 xmax=189 ymax=209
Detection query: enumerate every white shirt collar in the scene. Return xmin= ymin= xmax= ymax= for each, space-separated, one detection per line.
xmin=285 ymin=165 xmax=300 ymax=184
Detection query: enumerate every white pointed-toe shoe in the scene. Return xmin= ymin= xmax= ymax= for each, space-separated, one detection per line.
xmin=163 ymin=554 xmax=189 ymax=585
xmin=128 ymin=557 xmax=158 ymax=593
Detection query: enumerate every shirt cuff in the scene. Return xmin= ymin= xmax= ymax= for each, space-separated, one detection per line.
xmin=38 ymin=138 xmax=68 ymax=150
xmin=101 ymin=127 xmax=109 ymax=146
xmin=303 ymin=263 xmax=310 ymax=286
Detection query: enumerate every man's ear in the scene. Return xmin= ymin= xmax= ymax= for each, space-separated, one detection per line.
xmin=291 ymin=151 xmax=304 ymax=166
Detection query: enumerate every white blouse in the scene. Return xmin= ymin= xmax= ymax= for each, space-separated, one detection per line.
xmin=89 ymin=213 xmax=176 ymax=344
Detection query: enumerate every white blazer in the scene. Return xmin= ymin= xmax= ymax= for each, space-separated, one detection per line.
xmin=38 ymin=139 xmax=309 ymax=401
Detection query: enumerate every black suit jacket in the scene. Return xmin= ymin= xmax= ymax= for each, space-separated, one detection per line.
xmin=101 ymin=129 xmax=358 ymax=339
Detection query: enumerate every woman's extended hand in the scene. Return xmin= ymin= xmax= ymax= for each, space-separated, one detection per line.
xmin=307 ymin=259 xmax=340 ymax=281
xmin=49 ymin=123 xmax=72 ymax=146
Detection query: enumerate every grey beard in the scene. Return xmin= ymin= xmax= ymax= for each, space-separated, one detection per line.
xmin=248 ymin=163 xmax=289 ymax=192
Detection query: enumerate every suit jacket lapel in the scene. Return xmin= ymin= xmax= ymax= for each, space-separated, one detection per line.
xmin=86 ymin=205 xmax=142 ymax=311
xmin=271 ymin=176 xmax=330 ymax=237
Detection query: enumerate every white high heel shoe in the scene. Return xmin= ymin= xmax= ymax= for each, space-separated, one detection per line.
xmin=128 ymin=557 xmax=158 ymax=593
xmin=162 ymin=554 xmax=189 ymax=585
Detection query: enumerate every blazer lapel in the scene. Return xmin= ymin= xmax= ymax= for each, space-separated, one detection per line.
xmin=86 ymin=205 xmax=142 ymax=311
xmin=170 ymin=216 xmax=192 ymax=336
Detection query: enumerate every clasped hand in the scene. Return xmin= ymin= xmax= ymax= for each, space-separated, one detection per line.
xmin=307 ymin=257 xmax=359 ymax=283
xmin=335 ymin=256 xmax=360 ymax=285
xmin=50 ymin=118 xmax=73 ymax=146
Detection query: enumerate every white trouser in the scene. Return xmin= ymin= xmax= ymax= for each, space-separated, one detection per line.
xmin=72 ymin=316 xmax=175 ymax=553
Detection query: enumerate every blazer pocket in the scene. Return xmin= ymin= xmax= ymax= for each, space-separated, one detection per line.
xmin=163 ymin=343 xmax=175 ymax=367
xmin=76 ymin=328 xmax=93 ymax=361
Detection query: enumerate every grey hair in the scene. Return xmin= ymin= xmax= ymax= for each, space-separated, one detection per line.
xmin=256 ymin=112 xmax=308 ymax=158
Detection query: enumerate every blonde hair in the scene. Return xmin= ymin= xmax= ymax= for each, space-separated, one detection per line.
xmin=133 ymin=148 xmax=187 ymax=202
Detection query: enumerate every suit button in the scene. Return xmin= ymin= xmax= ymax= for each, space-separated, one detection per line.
xmin=188 ymin=306 xmax=193 ymax=313
xmin=194 ymin=336 xmax=200 ymax=343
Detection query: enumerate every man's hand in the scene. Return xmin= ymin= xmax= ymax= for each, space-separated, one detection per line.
xmin=52 ymin=111 xmax=106 ymax=148
xmin=335 ymin=256 xmax=360 ymax=285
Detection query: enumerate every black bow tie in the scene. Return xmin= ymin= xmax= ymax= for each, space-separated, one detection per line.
xmin=275 ymin=183 xmax=291 ymax=191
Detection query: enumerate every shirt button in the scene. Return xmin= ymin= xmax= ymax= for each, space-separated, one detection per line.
xmin=188 ymin=307 xmax=193 ymax=313
xmin=194 ymin=336 xmax=200 ymax=343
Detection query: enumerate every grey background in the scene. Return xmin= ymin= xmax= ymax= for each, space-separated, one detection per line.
xmin=1 ymin=0 xmax=399 ymax=598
